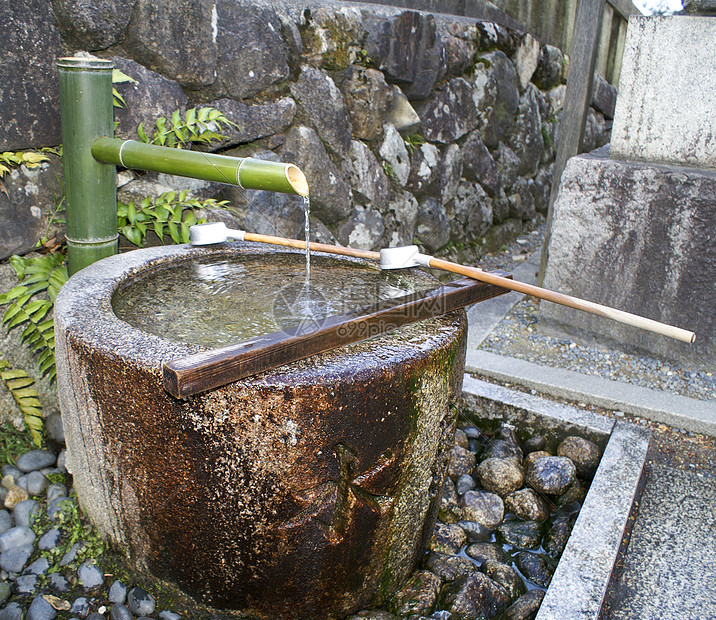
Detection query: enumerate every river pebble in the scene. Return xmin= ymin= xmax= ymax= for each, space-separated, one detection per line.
xmin=15 ymin=451 xmax=56 ymax=474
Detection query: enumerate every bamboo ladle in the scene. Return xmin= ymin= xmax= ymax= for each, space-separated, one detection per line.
xmin=189 ymin=222 xmax=696 ymax=344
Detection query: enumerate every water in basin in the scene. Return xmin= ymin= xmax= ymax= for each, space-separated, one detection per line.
xmin=112 ymin=253 xmax=422 ymax=348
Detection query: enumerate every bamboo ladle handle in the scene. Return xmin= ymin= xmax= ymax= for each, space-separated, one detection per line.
xmin=229 ymin=230 xmax=696 ymax=344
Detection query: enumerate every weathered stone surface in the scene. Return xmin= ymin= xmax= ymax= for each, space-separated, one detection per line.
xmin=447 ymin=181 xmax=493 ymax=245
xmin=457 ymin=519 xmax=491 ymax=543
xmin=477 ymin=458 xmax=524 ymax=497
xmin=442 ymin=26 xmax=478 ymax=76
xmin=504 ymin=488 xmax=550 ymax=522
xmin=379 ymin=123 xmax=411 ymax=186
xmin=390 ymin=570 xmax=441 ymax=617
xmin=611 ymin=16 xmax=716 ymax=168
xmin=364 ymin=11 xmax=446 ymax=99
xmin=112 ymin=57 xmax=188 ymax=142
xmin=440 ymin=572 xmax=511 ymax=620
xmin=544 ymin=512 xmax=575 ymax=559
xmin=496 ymin=520 xmax=543 ymax=550
xmin=440 ymin=478 xmax=462 ymax=524
xmin=447 ymin=445 xmax=477 ymax=482
xmin=280 ymin=126 xmax=352 ymax=224
xmin=211 ymin=0 xmax=289 ymax=99
xmin=0 ymin=0 xmax=63 ymax=150
xmin=532 ymin=44 xmax=564 ymax=91
xmin=299 ymin=6 xmax=365 ymax=71
xmin=436 ymin=145 xmax=463 ymax=204
xmin=557 ymin=436 xmax=601 ymax=481
xmin=509 ymin=178 xmax=537 ymax=222
xmin=503 ymin=589 xmax=545 ymax=620
xmin=424 ymin=552 xmax=477 ymax=582
xmin=505 ymin=85 xmax=544 ymax=177
xmin=419 ymin=78 xmax=477 ymax=144
xmin=540 ymin=153 xmax=715 ymax=365
xmin=291 ymin=66 xmax=352 ymax=158
xmin=461 ymin=131 xmax=501 ymax=196
xmin=383 ymin=191 xmax=418 ymax=246
xmin=580 ymin=107 xmax=608 ymax=154
xmin=591 ymin=73 xmax=617 ymax=120
xmin=525 ymin=456 xmax=575 ymax=496
xmin=386 ymin=86 xmax=421 ymax=133
xmin=406 ymin=142 xmax=440 ymax=196
xmin=515 ymin=551 xmax=552 ymax=587
xmin=482 ymin=437 xmax=522 ymax=464
xmin=341 ymin=67 xmax=395 ymax=142
xmin=52 ymin=0 xmax=135 ymax=49
xmin=681 ymin=0 xmax=716 ymax=13
xmin=208 ymin=98 xmax=296 ymax=149
xmin=472 ymin=51 xmax=520 ymax=148
xmin=494 ymin=142 xmax=520 ymax=191
xmin=512 ymin=34 xmax=541 ymax=90
xmin=349 ymin=140 xmax=390 ymax=212
xmin=337 ymin=205 xmax=385 ymax=251
xmin=123 ymin=0 xmax=216 ymax=88
xmin=0 ymin=157 xmax=64 ymax=260
xmin=481 ymin=560 xmax=526 ymax=602
xmin=415 ymin=197 xmax=450 ymax=253
xmin=429 ymin=522 xmax=467 ymax=555
xmin=460 ymin=490 xmax=504 ymax=530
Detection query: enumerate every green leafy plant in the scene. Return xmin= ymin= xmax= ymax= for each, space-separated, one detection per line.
xmin=382 ymin=161 xmax=397 ymax=181
xmin=112 ymin=68 xmax=138 ymax=108
xmin=0 ymin=421 xmax=36 ymax=465
xmin=404 ymin=133 xmax=426 ymax=155
xmin=31 ymin=491 xmax=106 ymax=573
xmin=137 ymin=107 xmax=237 ymax=149
xmin=118 ymin=191 xmax=228 ymax=247
xmin=0 ymin=361 xmax=43 ymax=447
xmin=0 ymin=151 xmax=52 ymax=178
xmin=0 ymin=253 xmax=67 ymax=383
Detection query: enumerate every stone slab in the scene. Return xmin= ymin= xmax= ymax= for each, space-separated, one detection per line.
xmin=536 ymin=420 xmax=650 ymax=620
xmin=464 ymin=350 xmax=716 ymax=437
xmin=604 ymin=464 xmax=716 ymax=619
xmin=540 ymin=151 xmax=716 ymax=367
xmin=610 ymin=16 xmax=716 ymax=169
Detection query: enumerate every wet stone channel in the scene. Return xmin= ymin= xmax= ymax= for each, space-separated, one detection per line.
xmin=0 ymin=420 xmax=601 ymax=620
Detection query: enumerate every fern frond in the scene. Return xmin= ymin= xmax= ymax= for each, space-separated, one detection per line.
xmin=0 ymin=360 xmax=44 ymax=447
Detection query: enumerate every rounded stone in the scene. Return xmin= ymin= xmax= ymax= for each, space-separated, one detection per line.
xmin=503 ymin=589 xmax=545 ymax=620
xmin=26 ymin=471 xmax=49 ymax=497
xmin=128 ymin=587 xmax=156 ymax=617
xmin=12 ymin=499 xmax=40 ymax=528
xmin=0 ymin=602 xmax=23 ymax=620
xmin=26 ymin=596 xmax=57 ymax=620
xmin=0 ymin=525 xmax=36 ymax=552
xmin=557 ymin=436 xmax=601 ymax=480
xmin=38 ymin=528 xmax=61 ymax=551
xmin=515 ymin=551 xmax=552 ymax=588
xmin=15 ymin=450 xmax=56 ymax=473
xmin=423 ymin=552 xmax=477 ymax=582
xmin=0 ymin=511 xmax=12 ymax=535
xmin=55 ymin=244 xmax=469 ymax=617
xmin=525 ymin=456 xmax=576 ymax=495
xmin=465 ymin=542 xmax=507 ymax=565
xmin=496 ymin=520 xmax=543 ymax=550
xmin=523 ymin=450 xmax=551 ymax=470
xmin=456 ymin=473 xmax=476 ymax=495
xmin=457 ymin=520 xmax=491 ymax=543
xmin=476 ymin=458 xmax=524 ymax=496
xmin=390 ymin=570 xmax=442 ymax=617
xmin=481 ymin=560 xmax=527 ymax=602
xmin=108 ymin=580 xmax=128 ymax=604
xmin=483 ymin=439 xmax=523 ymax=464
xmin=70 ymin=598 xmax=90 ymax=616
xmin=44 ymin=412 xmax=65 ymax=443
xmin=522 ymin=435 xmax=546 ymax=454
xmin=49 ymin=573 xmax=70 ymax=593
xmin=78 ymin=561 xmax=104 ymax=589
xmin=448 ymin=446 xmax=477 ymax=482
xmin=440 ymin=572 xmax=511 ymax=619
xmin=110 ymin=604 xmax=133 ymax=620
xmin=429 ymin=522 xmax=467 ymax=555
xmin=46 ymin=484 xmax=68 ymax=504
xmin=504 ymin=488 xmax=550 ymax=522
xmin=460 ymin=490 xmax=504 ymax=530
xmin=0 ymin=544 xmax=34 ymax=573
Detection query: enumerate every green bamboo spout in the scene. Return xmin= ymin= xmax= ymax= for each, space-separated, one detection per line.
xmin=91 ymin=138 xmax=309 ymax=196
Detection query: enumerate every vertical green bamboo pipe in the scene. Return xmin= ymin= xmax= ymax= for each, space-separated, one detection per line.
xmin=58 ymin=57 xmax=118 ymax=275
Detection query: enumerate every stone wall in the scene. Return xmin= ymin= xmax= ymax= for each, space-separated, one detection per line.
xmin=0 ymin=0 xmax=614 ymax=262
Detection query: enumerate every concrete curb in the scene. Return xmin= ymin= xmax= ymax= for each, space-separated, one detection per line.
xmin=465 ymin=349 xmax=716 ymax=437
xmin=536 ymin=420 xmax=650 ymax=620
xmin=460 ymin=376 xmax=650 ymax=620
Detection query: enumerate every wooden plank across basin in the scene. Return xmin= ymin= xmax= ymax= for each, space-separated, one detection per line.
xmin=163 ymin=273 xmax=511 ymax=398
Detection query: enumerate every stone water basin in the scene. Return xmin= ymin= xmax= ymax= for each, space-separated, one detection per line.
xmin=54 ymin=242 xmax=470 ymax=618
